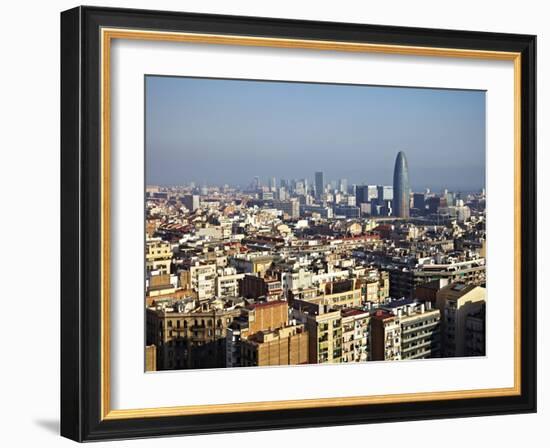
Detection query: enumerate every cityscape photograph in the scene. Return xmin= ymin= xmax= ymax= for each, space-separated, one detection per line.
xmin=144 ymin=76 xmax=487 ymax=371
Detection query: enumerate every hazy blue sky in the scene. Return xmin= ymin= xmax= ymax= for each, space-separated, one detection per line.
xmin=145 ymin=76 xmax=485 ymax=192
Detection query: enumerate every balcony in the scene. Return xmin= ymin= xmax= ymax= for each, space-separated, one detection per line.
xmin=402 ymin=330 xmax=440 ymax=344
xmin=402 ymin=338 xmax=435 ymax=352
xmin=404 ymin=346 xmax=439 ymax=359
xmin=401 ymin=320 xmax=439 ymax=335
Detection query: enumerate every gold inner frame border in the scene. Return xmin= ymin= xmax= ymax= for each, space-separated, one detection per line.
xmin=99 ymin=27 xmax=522 ymax=420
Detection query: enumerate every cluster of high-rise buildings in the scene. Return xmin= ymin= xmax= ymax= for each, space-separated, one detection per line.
xmin=144 ymin=152 xmax=486 ymax=371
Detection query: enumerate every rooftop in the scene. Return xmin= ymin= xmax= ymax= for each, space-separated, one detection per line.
xmin=384 ymin=298 xmax=415 ymax=309
xmin=246 ymin=300 xmax=287 ymax=310
xmin=440 ymin=282 xmax=481 ymax=298
xmin=371 ymin=309 xmax=394 ymax=320
xmin=341 ymin=308 xmax=369 ymax=318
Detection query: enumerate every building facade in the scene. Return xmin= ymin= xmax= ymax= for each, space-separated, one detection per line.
xmin=226 ymin=301 xmax=309 ymax=367
xmin=436 ymin=283 xmax=486 ymax=357
xmin=398 ymin=303 xmax=441 ymax=360
xmin=315 ymin=171 xmax=324 ymax=199
xmin=146 ymin=298 xmax=243 ymax=370
xmin=215 ymin=267 xmax=244 ymax=298
xmin=341 ymin=308 xmax=370 ymax=363
xmin=464 ymin=303 xmax=486 ymax=356
xmin=392 ymin=151 xmax=410 ymax=218
xmin=370 ymin=310 xmax=401 ymax=361
xmin=182 ymin=194 xmax=200 ymax=212
xmin=145 ymin=238 xmax=172 ymax=274
xmin=240 ymin=324 xmax=309 ymax=367
xmin=389 ymin=259 xmax=485 ymax=299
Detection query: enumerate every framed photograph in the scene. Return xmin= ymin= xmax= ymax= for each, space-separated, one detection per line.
xmin=60 ymin=6 xmax=537 ymax=441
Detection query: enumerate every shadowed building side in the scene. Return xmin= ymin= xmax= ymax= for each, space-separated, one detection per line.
xmin=393 ymin=151 xmax=410 ymax=218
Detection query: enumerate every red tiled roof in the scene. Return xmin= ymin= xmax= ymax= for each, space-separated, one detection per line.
xmin=341 ymin=308 xmax=368 ymax=317
xmin=371 ymin=309 xmax=394 ymax=320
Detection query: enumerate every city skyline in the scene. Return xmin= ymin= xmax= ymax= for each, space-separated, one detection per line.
xmin=145 ymin=153 xmax=486 ymax=370
xmin=145 ymin=151 xmax=481 ymax=195
xmin=146 ymin=76 xmax=486 ymax=192
xmin=146 ymin=180 xmax=481 ymax=195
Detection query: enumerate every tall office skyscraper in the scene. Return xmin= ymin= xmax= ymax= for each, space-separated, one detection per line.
xmin=377 ymin=185 xmax=393 ymax=202
xmin=413 ymin=192 xmax=426 ymax=211
xmin=393 ymin=151 xmax=410 ymax=218
xmin=315 ymin=171 xmax=324 ymax=199
xmin=269 ymin=177 xmax=277 ymax=192
xmin=355 ymin=185 xmax=370 ymax=206
xmin=338 ymin=178 xmax=348 ymax=194
xmin=252 ymin=176 xmax=260 ymax=190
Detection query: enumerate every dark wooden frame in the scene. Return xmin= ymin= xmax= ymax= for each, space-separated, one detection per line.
xmin=61 ymin=5 xmax=537 ymax=442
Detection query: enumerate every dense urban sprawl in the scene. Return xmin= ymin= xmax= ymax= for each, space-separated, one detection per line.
xmin=145 ymin=152 xmax=486 ymax=371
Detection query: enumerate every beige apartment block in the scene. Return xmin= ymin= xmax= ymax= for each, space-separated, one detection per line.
xmin=303 ymin=307 xmax=343 ymax=364
xmin=245 ymin=300 xmax=288 ymax=334
xmin=240 ymin=324 xmax=309 ymax=367
xmin=145 ymin=238 xmax=172 ymax=274
xmin=436 ymin=283 xmax=486 ymax=357
xmin=341 ymin=308 xmax=370 ymax=363
xmin=189 ymin=263 xmax=217 ymax=300
xmin=399 ymin=304 xmax=441 ymax=360
xmin=215 ymin=267 xmax=244 ymax=298
xmin=303 ymin=279 xmax=362 ymax=310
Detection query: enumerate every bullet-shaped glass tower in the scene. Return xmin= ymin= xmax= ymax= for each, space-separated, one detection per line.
xmin=393 ymin=151 xmax=410 ymax=218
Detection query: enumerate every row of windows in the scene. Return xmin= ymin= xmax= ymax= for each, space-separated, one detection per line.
xmin=166 ymin=318 xmax=229 ymax=328
xmin=402 ymin=318 xmax=439 ymax=331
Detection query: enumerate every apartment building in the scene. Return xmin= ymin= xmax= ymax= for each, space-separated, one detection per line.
xmin=370 ymin=310 xmax=401 ymax=361
xmin=341 ymin=308 xmax=370 ymax=363
xmin=464 ymin=303 xmax=486 ymax=356
xmin=240 ymin=323 xmax=309 ymax=367
xmin=294 ymin=305 xmax=343 ymax=364
xmin=146 ymin=297 xmax=243 ymax=370
xmin=389 ymin=259 xmax=485 ymax=299
xmin=300 ymin=279 xmax=362 ymax=310
xmin=226 ymin=300 xmax=309 ymax=367
xmin=436 ymin=282 xmax=486 ymax=357
xmin=145 ymin=238 xmax=172 ymax=274
xmin=240 ymin=274 xmax=284 ymax=301
xmin=395 ymin=302 xmax=440 ymax=360
xmin=215 ymin=267 xmax=244 ymax=298
xmin=189 ymin=263 xmax=217 ymax=300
